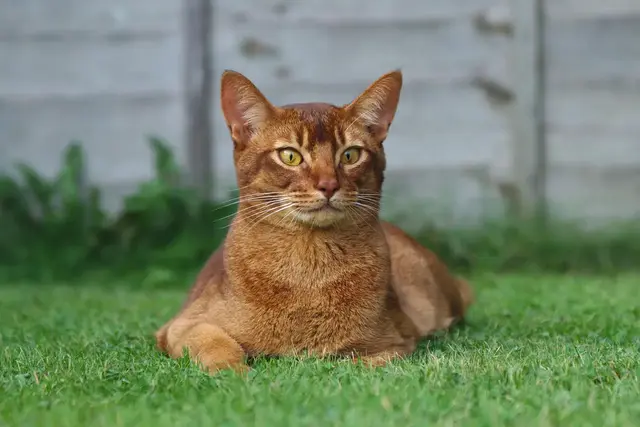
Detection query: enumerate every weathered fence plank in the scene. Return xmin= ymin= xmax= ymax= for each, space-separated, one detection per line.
xmin=184 ymin=0 xmax=214 ymax=198
xmin=508 ymin=0 xmax=547 ymax=218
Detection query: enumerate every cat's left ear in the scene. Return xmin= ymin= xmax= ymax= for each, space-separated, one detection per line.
xmin=344 ymin=70 xmax=403 ymax=142
xmin=220 ymin=70 xmax=276 ymax=148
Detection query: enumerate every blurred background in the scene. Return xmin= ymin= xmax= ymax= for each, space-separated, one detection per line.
xmin=1 ymin=0 xmax=639 ymax=280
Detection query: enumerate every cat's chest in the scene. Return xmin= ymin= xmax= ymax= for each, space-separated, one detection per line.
xmin=224 ymin=232 xmax=390 ymax=354
xmin=234 ymin=279 xmax=386 ymax=355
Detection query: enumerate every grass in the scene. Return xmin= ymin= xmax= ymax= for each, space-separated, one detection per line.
xmin=1 ymin=274 xmax=639 ymax=427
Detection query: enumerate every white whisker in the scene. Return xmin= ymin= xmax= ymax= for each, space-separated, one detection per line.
xmin=347 ymin=205 xmax=379 ymax=234
xmin=217 ymin=198 xmax=288 ymax=230
xmin=286 ymin=208 xmax=300 ymax=229
xmin=354 ymin=202 xmax=380 ymax=216
xmin=273 ymin=206 xmax=299 ymax=229
xmin=244 ymin=203 xmax=294 ymax=233
xmin=213 ymin=192 xmax=284 ymax=211
xmin=237 ymin=201 xmax=287 ymax=223
xmin=214 ymin=199 xmax=283 ymax=224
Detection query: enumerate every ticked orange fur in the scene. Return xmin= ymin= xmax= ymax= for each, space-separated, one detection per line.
xmin=155 ymin=69 xmax=474 ymax=373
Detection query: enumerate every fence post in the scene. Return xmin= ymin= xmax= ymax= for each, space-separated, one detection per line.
xmin=509 ymin=0 xmax=547 ymax=219
xmin=183 ymin=0 xmax=214 ymax=199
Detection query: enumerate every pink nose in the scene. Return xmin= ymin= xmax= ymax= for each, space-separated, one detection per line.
xmin=317 ymin=178 xmax=340 ymax=199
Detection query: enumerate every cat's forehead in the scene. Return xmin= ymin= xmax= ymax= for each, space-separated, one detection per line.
xmin=281 ymin=102 xmax=336 ymax=115
xmin=276 ymin=102 xmax=352 ymax=147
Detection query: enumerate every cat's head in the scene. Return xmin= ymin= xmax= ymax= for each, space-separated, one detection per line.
xmin=220 ymin=70 xmax=402 ymax=228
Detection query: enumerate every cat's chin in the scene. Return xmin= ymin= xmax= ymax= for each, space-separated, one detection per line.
xmin=291 ymin=207 xmax=346 ymax=228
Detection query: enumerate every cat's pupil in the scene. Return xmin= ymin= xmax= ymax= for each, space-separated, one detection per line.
xmin=288 ymin=153 xmax=293 ymax=161
xmin=345 ymin=152 xmax=351 ymax=160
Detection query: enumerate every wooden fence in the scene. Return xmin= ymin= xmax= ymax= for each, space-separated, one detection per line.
xmin=1 ymin=0 xmax=639 ymax=226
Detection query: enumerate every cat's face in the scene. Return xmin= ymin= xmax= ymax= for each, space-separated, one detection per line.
xmin=220 ymin=70 xmax=402 ymax=228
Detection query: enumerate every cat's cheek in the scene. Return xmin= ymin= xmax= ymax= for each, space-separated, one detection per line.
xmin=343 ymin=156 xmax=373 ymax=179
xmin=351 ymin=164 xmax=382 ymax=191
xmin=265 ymin=160 xmax=307 ymax=190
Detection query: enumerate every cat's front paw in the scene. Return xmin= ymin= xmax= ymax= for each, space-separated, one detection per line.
xmin=196 ymin=354 xmax=250 ymax=375
xmin=352 ymin=350 xmax=405 ymax=368
xmin=165 ymin=321 xmax=248 ymax=375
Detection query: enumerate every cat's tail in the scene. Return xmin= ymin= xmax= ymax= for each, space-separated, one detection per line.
xmin=455 ymin=277 xmax=475 ymax=314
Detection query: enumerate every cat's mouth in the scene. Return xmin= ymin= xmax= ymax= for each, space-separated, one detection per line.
xmin=291 ymin=200 xmax=347 ymax=227
xmin=305 ymin=203 xmax=341 ymax=213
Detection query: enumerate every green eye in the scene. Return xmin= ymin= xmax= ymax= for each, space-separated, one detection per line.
xmin=341 ymin=147 xmax=361 ymax=165
xmin=278 ymin=148 xmax=303 ymax=166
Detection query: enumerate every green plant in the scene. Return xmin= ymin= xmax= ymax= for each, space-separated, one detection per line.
xmin=0 ymin=137 xmax=639 ymax=283
xmin=0 ymin=142 xmax=99 ymax=268
xmin=0 ymin=138 xmax=234 ymax=281
xmin=416 ymin=219 xmax=640 ymax=274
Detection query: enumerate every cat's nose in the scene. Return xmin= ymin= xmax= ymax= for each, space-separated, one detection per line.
xmin=317 ymin=178 xmax=340 ymax=199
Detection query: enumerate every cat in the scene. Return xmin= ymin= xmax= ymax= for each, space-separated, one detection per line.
xmin=155 ymin=69 xmax=474 ymax=373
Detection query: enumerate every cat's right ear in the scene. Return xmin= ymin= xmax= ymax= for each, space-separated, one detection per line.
xmin=220 ymin=70 xmax=275 ymax=148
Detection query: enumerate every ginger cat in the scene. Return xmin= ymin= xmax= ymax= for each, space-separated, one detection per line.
xmin=155 ymin=70 xmax=474 ymax=373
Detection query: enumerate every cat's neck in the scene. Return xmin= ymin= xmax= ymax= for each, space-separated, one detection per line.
xmin=224 ymin=210 xmax=388 ymax=288
xmin=229 ymin=207 xmax=382 ymax=244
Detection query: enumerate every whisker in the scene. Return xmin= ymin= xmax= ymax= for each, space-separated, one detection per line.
xmin=273 ymin=206 xmax=298 ymax=229
xmin=213 ymin=199 xmax=282 ymax=216
xmin=213 ymin=198 xmax=275 ymax=213
xmin=217 ymin=198 xmax=288 ymax=229
xmin=355 ymin=194 xmax=381 ymax=205
xmin=216 ymin=189 xmax=313 ymax=210
xmin=356 ymin=200 xmax=382 ymax=208
xmin=214 ymin=199 xmax=283 ymax=223
xmin=355 ymin=200 xmax=381 ymax=209
xmin=221 ymin=204 xmax=285 ymax=230
xmin=354 ymin=202 xmax=380 ymax=216
xmin=213 ymin=192 xmax=284 ymax=211
xmin=355 ymin=200 xmax=381 ymax=205
xmin=347 ymin=205 xmax=379 ymax=234
xmin=236 ymin=200 xmax=288 ymax=223
xmin=223 ymin=182 xmax=278 ymax=196
xmin=286 ymin=208 xmax=300 ymax=229
xmin=356 ymin=194 xmax=382 ymax=202
xmin=344 ymin=205 xmax=358 ymax=226
xmin=352 ymin=203 xmax=381 ymax=233
xmin=219 ymin=191 xmax=282 ymax=201
xmin=245 ymin=203 xmax=294 ymax=233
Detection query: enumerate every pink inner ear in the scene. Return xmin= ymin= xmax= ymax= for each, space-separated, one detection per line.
xmin=220 ymin=86 xmax=249 ymax=145
xmin=347 ymin=71 xmax=402 ymax=134
xmin=377 ymin=87 xmax=401 ymax=130
xmin=219 ymin=71 xmax=274 ymax=145
xmin=220 ymin=78 xmax=249 ymax=129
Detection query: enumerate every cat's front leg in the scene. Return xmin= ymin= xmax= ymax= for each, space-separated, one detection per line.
xmin=352 ymin=348 xmax=408 ymax=367
xmin=161 ymin=319 xmax=248 ymax=374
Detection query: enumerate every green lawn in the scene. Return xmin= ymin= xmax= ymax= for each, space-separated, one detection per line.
xmin=1 ymin=274 xmax=639 ymax=427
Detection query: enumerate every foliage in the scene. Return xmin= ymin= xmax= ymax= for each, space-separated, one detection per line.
xmin=0 ymin=138 xmax=639 ymax=282
xmin=0 ymin=138 xmax=233 ymax=282
xmin=416 ymin=218 xmax=640 ymax=275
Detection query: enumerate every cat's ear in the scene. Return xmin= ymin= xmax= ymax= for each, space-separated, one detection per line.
xmin=344 ymin=70 xmax=403 ymax=142
xmin=220 ymin=70 xmax=276 ymax=148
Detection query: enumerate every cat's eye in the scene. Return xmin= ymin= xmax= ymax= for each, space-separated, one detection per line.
xmin=278 ymin=148 xmax=303 ymax=166
xmin=341 ymin=147 xmax=361 ymax=165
